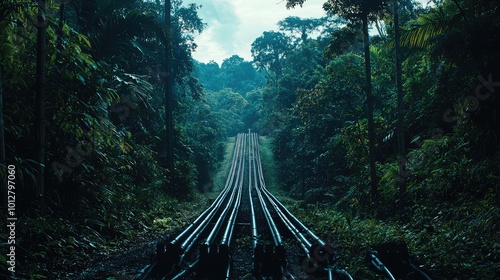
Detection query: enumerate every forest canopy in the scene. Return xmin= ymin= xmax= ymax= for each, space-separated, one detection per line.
xmin=0 ymin=0 xmax=499 ymax=278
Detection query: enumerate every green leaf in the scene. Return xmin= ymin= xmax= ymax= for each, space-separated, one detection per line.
xmin=78 ymin=33 xmax=92 ymax=48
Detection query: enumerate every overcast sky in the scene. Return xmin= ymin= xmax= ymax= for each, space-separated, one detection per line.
xmin=191 ymin=0 xmax=327 ymax=65
xmin=190 ymin=0 xmax=430 ymax=65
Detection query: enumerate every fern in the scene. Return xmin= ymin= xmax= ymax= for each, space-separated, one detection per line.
xmin=378 ymin=163 xmax=399 ymax=201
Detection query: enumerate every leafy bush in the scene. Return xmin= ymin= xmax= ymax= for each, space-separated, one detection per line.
xmin=406 ymin=133 xmax=498 ymax=201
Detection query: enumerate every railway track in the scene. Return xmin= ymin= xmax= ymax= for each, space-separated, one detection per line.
xmin=136 ymin=132 xmax=354 ymax=279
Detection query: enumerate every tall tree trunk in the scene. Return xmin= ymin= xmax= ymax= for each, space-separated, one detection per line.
xmin=165 ymin=0 xmax=174 ymax=186
xmin=0 ymin=67 xmax=6 ymax=208
xmin=394 ymin=0 xmax=407 ymax=215
xmin=35 ymin=0 xmax=47 ymax=206
xmin=56 ymin=0 xmax=65 ymax=51
xmin=362 ymin=13 xmax=378 ymax=199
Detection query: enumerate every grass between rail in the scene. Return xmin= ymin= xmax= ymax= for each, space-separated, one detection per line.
xmin=212 ymin=136 xmax=237 ymax=194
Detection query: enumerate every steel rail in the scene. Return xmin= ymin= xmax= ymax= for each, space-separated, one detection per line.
xmin=171 ymin=133 xmax=243 ymax=247
xmin=168 ymin=134 xmax=247 ymax=280
xmin=252 ymin=132 xmax=353 ymax=280
xmin=196 ymin=133 xmax=247 ymax=280
xmin=177 ymin=134 xmax=246 ymax=266
xmin=249 ymin=133 xmax=259 ymax=252
xmin=249 ymin=132 xmax=294 ymax=280
xmin=250 ymin=133 xmax=282 ymax=246
xmin=139 ymin=134 xmax=247 ymax=280
xmin=206 ymin=133 xmax=245 ymax=246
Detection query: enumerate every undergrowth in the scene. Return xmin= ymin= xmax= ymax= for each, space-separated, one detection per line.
xmin=261 ymin=134 xmax=500 ymax=279
xmin=0 ymin=181 xmax=211 ymax=279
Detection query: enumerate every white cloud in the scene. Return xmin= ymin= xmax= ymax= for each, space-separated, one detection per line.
xmin=192 ymin=0 xmax=326 ymax=64
xmin=191 ymin=0 xmax=431 ymax=64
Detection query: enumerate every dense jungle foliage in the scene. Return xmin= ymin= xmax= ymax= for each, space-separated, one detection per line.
xmin=0 ymin=0 xmax=499 ymax=279
xmin=0 ymin=0 xmax=227 ymax=277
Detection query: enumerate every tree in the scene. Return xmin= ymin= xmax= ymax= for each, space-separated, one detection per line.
xmin=220 ymin=55 xmax=260 ymax=95
xmin=279 ymin=41 xmax=324 ymax=108
xmin=278 ymin=16 xmax=328 ymax=45
xmin=165 ymin=0 xmax=174 ymax=186
xmin=0 ymin=0 xmax=15 ymax=207
xmin=193 ymin=60 xmax=221 ymax=92
xmin=400 ymin=0 xmax=500 ymax=155
xmin=251 ymin=31 xmax=292 ymax=132
xmin=206 ymin=88 xmax=248 ymax=136
xmin=288 ymin=0 xmax=388 ymax=199
xmin=242 ymin=89 xmax=264 ymax=131
xmin=394 ymin=0 xmax=407 ymax=214
xmin=251 ymin=31 xmax=291 ymax=79
xmin=34 ymin=0 xmax=47 ymax=206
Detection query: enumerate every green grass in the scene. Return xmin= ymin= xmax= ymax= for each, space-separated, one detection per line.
xmin=212 ymin=136 xmax=236 ymax=195
xmin=258 ymin=136 xmax=280 ymax=193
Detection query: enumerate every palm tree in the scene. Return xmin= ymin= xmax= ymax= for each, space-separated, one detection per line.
xmin=399 ymin=0 xmax=484 ymax=49
xmin=399 ymin=5 xmax=450 ymax=48
xmin=400 ymin=0 xmax=500 ymax=155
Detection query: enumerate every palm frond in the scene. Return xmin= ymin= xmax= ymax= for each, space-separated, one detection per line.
xmin=400 ymin=8 xmax=449 ymax=48
xmin=91 ymin=9 xmax=161 ymax=61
